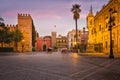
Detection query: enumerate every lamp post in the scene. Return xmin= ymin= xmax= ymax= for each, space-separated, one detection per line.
xmin=107 ymin=8 xmax=117 ymax=59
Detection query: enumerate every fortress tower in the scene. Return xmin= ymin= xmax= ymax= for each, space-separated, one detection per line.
xmin=51 ymin=32 xmax=56 ymax=48
xmin=18 ymin=13 xmax=33 ymax=51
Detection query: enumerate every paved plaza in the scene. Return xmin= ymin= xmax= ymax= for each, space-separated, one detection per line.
xmin=0 ymin=52 xmax=120 ymax=80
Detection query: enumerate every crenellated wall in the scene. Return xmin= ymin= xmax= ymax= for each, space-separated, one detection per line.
xmin=0 ymin=13 xmax=35 ymax=52
xmin=18 ymin=13 xmax=31 ymax=17
xmin=6 ymin=24 xmax=16 ymax=31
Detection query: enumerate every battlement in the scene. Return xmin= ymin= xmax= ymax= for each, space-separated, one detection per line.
xmin=6 ymin=24 xmax=17 ymax=28
xmin=18 ymin=13 xmax=32 ymax=19
xmin=4 ymin=24 xmax=16 ymax=31
xmin=18 ymin=13 xmax=30 ymax=17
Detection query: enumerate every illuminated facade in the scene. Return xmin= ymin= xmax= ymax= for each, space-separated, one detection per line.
xmin=0 ymin=13 xmax=37 ymax=52
xmin=67 ymin=29 xmax=81 ymax=50
xmin=56 ymin=35 xmax=68 ymax=49
xmin=87 ymin=0 xmax=120 ymax=54
xmin=36 ymin=36 xmax=51 ymax=51
xmin=17 ymin=13 xmax=36 ymax=52
xmin=67 ymin=28 xmax=88 ymax=50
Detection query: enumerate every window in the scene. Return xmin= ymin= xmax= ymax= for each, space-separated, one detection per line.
xmin=99 ymin=25 xmax=101 ymax=31
xmin=106 ymin=23 xmax=108 ymax=28
xmin=90 ymin=20 xmax=92 ymax=25
xmin=58 ymin=44 xmax=60 ymax=47
xmin=65 ymin=40 xmax=66 ymax=43
xmin=94 ymin=28 xmax=96 ymax=34
xmin=57 ymin=40 xmax=59 ymax=42
xmin=91 ymin=30 xmax=93 ymax=35
xmin=60 ymin=40 xmax=62 ymax=43
xmin=105 ymin=41 xmax=108 ymax=48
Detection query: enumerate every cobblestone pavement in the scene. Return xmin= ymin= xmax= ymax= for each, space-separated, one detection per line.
xmin=0 ymin=52 xmax=120 ymax=80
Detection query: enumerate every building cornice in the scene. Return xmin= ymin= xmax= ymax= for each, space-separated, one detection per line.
xmin=95 ymin=0 xmax=119 ymax=18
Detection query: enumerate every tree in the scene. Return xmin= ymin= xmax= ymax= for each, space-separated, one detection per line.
xmin=32 ymin=20 xmax=36 ymax=48
xmin=71 ymin=4 xmax=81 ymax=52
xmin=12 ymin=29 xmax=23 ymax=52
xmin=0 ymin=25 xmax=9 ymax=47
xmin=4 ymin=31 xmax=14 ymax=45
xmin=0 ymin=29 xmax=5 ymax=47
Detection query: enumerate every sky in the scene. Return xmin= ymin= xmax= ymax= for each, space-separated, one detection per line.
xmin=0 ymin=0 xmax=109 ymax=37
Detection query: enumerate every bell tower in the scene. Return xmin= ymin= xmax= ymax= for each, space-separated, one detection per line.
xmin=87 ymin=5 xmax=94 ymax=44
xmin=86 ymin=5 xmax=95 ymax=52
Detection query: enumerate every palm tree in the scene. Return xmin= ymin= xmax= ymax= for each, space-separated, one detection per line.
xmin=71 ymin=4 xmax=81 ymax=52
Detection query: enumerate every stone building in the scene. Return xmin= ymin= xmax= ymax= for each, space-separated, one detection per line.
xmin=36 ymin=32 xmax=57 ymax=51
xmin=17 ymin=13 xmax=36 ymax=52
xmin=67 ymin=28 xmax=88 ymax=51
xmin=81 ymin=28 xmax=88 ymax=45
xmin=56 ymin=35 xmax=68 ymax=49
xmin=0 ymin=24 xmax=17 ymax=49
xmin=67 ymin=29 xmax=81 ymax=50
xmin=51 ymin=32 xmax=57 ymax=48
xmin=0 ymin=13 xmax=37 ymax=52
xmin=87 ymin=0 xmax=120 ymax=54
xmin=36 ymin=36 xmax=51 ymax=51
xmin=80 ymin=28 xmax=88 ymax=52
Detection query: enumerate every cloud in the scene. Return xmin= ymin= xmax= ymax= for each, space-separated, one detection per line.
xmin=31 ymin=9 xmax=63 ymax=20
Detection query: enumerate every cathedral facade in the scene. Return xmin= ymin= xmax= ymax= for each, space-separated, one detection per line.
xmin=87 ymin=0 xmax=120 ymax=54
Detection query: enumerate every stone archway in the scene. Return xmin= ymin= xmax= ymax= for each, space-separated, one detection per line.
xmin=43 ymin=44 xmax=46 ymax=51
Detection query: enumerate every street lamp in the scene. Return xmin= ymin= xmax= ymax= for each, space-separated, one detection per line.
xmin=106 ymin=8 xmax=117 ymax=59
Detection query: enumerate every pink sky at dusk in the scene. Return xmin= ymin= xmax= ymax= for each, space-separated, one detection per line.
xmin=0 ymin=0 xmax=109 ymax=36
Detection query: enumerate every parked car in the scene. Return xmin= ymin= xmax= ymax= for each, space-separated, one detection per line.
xmin=47 ymin=47 xmax=53 ymax=52
xmin=61 ymin=48 xmax=68 ymax=53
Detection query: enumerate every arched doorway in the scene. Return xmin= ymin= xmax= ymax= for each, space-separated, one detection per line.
xmin=43 ymin=44 xmax=46 ymax=51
